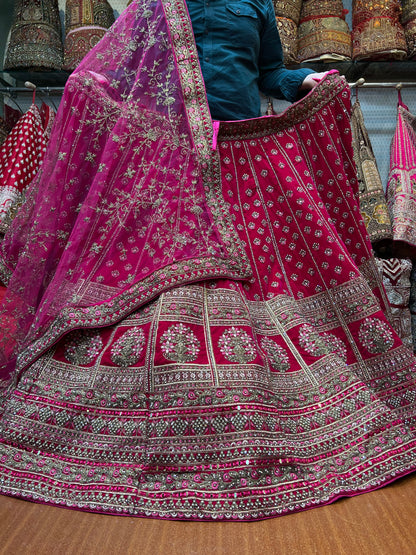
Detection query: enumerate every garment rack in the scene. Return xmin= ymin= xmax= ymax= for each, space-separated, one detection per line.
xmin=348 ymin=77 xmax=416 ymax=88
xmin=0 ymin=86 xmax=65 ymax=96
xmin=0 ymin=80 xmax=415 ymax=96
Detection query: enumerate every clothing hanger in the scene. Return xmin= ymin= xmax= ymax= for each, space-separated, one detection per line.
xmin=395 ymin=82 xmax=409 ymax=110
xmin=25 ymin=81 xmax=60 ymax=112
xmin=350 ymin=77 xmax=365 ymax=102
xmin=266 ymin=97 xmax=276 ymax=116
xmin=24 ymin=81 xmax=37 ymax=105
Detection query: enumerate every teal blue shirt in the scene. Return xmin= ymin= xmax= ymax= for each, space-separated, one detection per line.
xmin=186 ymin=0 xmax=314 ymax=120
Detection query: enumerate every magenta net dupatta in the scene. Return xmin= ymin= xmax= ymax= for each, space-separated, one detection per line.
xmin=0 ymin=0 xmax=250 ymax=391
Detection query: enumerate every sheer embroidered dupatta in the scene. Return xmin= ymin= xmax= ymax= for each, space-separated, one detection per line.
xmin=0 ymin=0 xmax=250 ymax=393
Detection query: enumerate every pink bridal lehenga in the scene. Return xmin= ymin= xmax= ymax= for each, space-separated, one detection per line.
xmin=0 ymin=0 xmax=415 ymax=521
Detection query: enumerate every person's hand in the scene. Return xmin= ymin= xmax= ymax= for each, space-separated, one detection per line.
xmin=299 ymin=72 xmax=330 ymax=91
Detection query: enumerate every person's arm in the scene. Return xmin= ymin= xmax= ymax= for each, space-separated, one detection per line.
xmin=258 ymin=0 xmax=327 ymax=102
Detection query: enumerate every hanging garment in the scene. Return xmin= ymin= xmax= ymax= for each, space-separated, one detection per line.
xmin=401 ymin=0 xmax=416 ymax=59
xmin=4 ymin=0 xmax=64 ymax=71
xmin=0 ymin=0 xmax=415 ymax=522
xmin=409 ymin=263 xmax=416 ymax=352
xmin=352 ymin=0 xmax=408 ymax=61
xmin=350 ymin=98 xmax=393 ymax=256
xmin=385 ymin=94 xmax=416 ymax=258
xmin=375 ymin=257 xmax=413 ymax=350
xmin=272 ymin=0 xmax=302 ymax=65
xmin=3 ymin=105 xmax=22 ymax=131
xmin=297 ymin=0 xmax=352 ymax=62
xmin=0 ymin=118 xmax=11 ymax=148
xmin=39 ymin=101 xmax=56 ymax=141
xmin=63 ymin=0 xmax=115 ymax=72
xmin=0 ymin=104 xmax=47 ymax=234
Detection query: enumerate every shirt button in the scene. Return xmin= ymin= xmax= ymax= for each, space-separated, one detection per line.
xmin=236 ymin=9 xmax=240 ymax=13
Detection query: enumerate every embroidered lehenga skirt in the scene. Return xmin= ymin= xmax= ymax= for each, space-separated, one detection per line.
xmin=0 ymin=0 xmax=415 ymax=521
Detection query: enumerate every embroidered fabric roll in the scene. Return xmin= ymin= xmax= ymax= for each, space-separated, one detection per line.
xmin=299 ymin=0 xmax=346 ymax=20
xmin=352 ymin=0 xmax=408 ymax=61
xmin=272 ymin=0 xmax=302 ymax=25
xmin=402 ymin=0 xmax=416 ymax=59
xmin=375 ymin=257 xmax=413 ymax=350
xmin=272 ymin=1 xmax=302 ymax=65
xmin=276 ymin=16 xmax=299 ymax=65
xmin=297 ymin=0 xmax=352 ymax=62
xmin=4 ymin=0 xmax=64 ymax=71
xmin=63 ymin=0 xmax=115 ymax=71
xmin=402 ymin=0 xmax=416 ymax=22
xmin=350 ymin=98 xmax=393 ymax=255
xmin=404 ymin=19 xmax=416 ymax=58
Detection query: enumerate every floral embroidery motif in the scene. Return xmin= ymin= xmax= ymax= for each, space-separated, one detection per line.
xmin=358 ymin=318 xmax=395 ymax=353
xmin=218 ymin=327 xmax=257 ymax=363
xmin=63 ymin=329 xmax=103 ymax=365
xmin=298 ymin=325 xmax=348 ymax=361
xmin=298 ymin=324 xmax=334 ymax=357
xmin=110 ymin=327 xmax=146 ymax=366
xmin=160 ymin=323 xmax=200 ymax=362
xmin=260 ymin=337 xmax=291 ymax=371
xmin=323 ymin=333 xmax=348 ymax=362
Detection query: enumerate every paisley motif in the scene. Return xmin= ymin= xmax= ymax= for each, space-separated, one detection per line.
xmin=359 ymin=317 xmax=395 ymax=353
xmin=298 ymin=324 xmax=333 ymax=357
xmin=63 ymin=329 xmax=103 ymax=365
xmin=110 ymin=327 xmax=146 ymax=366
xmin=218 ymin=327 xmax=257 ymax=363
xmin=260 ymin=337 xmax=291 ymax=371
xmin=160 ymin=323 xmax=200 ymax=362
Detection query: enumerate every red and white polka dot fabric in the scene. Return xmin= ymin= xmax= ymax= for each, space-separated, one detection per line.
xmin=0 ymin=104 xmax=47 ymax=228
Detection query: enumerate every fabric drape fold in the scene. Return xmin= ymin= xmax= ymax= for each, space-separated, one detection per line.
xmin=0 ymin=0 xmax=250 ymax=390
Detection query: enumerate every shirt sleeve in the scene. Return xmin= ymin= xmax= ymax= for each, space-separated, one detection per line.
xmin=258 ymin=0 xmax=314 ymax=103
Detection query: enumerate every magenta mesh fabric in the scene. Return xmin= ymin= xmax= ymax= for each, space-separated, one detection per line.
xmin=0 ymin=0 xmax=250 ymax=391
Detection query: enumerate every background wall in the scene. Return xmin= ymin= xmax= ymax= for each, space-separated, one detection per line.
xmin=1 ymin=0 xmax=416 ymax=189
